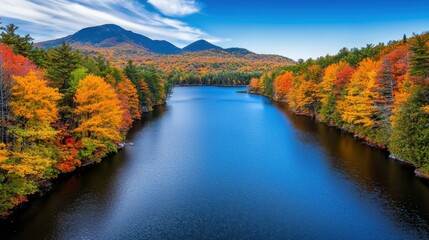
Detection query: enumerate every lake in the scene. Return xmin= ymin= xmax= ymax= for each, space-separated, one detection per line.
xmin=2 ymin=86 xmax=429 ymax=239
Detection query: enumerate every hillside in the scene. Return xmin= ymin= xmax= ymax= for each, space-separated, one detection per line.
xmin=36 ymin=24 xmax=295 ymax=69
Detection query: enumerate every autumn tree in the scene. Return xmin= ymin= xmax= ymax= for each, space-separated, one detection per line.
xmin=318 ymin=61 xmax=349 ymax=124
xmin=338 ymin=58 xmax=381 ymax=130
xmin=0 ymin=43 xmax=37 ymax=144
xmin=0 ymin=71 xmax=62 ymax=213
xmin=117 ymin=78 xmax=141 ymax=134
xmin=73 ymin=75 xmax=123 ymax=164
xmin=248 ymin=77 xmax=262 ymax=93
xmin=10 ymin=71 xmax=62 ymax=149
xmin=335 ymin=66 xmax=355 ymax=91
xmin=54 ymin=126 xmax=82 ymax=173
xmin=375 ymin=46 xmax=410 ymax=132
xmin=295 ymin=76 xmax=318 ymax=115
xmin=273 ymin=71 xmax=294 ymax=101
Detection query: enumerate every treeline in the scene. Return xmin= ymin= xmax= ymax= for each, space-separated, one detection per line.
xmin=0 ymin=23 xmax=171 ymax=216
xmin=249 ymin=34 xmax=429 ymax=174
xmin=168 ymin=70 xmax=262 ymax=86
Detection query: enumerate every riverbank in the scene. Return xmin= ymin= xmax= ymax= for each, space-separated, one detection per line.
xmin=248 ymin=90 xmax=429 ymax=182
xmin=3 ymin=86 xmax=428 ymax=239
xmin=0 ymin=104 xmax=166 ymax=219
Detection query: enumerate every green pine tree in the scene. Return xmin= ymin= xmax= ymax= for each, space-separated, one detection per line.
xmin=409 ymin=34 xmax=429 ymax=79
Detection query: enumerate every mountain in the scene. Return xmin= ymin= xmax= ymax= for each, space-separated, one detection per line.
xmin=183 ymin=40 xmax=222 ymax=52
xmin=36 ymin=24 xmax=182 ymax=54
xmin=36 ymin=24 xmax=295 ymax=65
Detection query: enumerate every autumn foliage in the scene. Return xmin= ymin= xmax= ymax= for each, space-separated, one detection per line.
xmin=273 ymin=71 xmax=293 ymax=100
xmin=0 ymin=25 xmax=171 ymax=215
xmin=250 ymin=33 xmax=429 ymax=173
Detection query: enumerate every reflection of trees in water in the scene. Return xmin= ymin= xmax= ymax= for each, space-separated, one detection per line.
xmin=273 ymin=101 xmax=429 ymax=237
xmin=0 ymin=105 xmax=169 ymax=239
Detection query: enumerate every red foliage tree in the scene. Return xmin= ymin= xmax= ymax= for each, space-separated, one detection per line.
xmin=0 ymin=43 xmax=37 ymax=144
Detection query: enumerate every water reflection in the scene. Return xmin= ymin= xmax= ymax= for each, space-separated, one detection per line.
xmin=1 ymin=88 xmax=428 ymax=239
xmin=272 ymin=101 xmax=429 ymax=234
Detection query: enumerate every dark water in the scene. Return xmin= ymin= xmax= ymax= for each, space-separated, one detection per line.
xmin=2 ymin=86 xmax=429 ymax=239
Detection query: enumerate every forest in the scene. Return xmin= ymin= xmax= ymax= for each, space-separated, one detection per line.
xmin=74 ymin=45 xmax=294 ymax=86
xmin=249 ymin=34 xmax=429 ymax=175
xmin=0 ymin=23 xmax=171 ymax=216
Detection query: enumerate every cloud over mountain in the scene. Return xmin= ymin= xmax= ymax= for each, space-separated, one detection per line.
xmin=0 ymin=0 xmax=217 ymax=46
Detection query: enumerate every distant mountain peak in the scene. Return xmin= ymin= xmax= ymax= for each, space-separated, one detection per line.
xmin=36 ymin=24 xmax=182 ymax=54
xmin=183 ymin=39 xmax=222 ymax=52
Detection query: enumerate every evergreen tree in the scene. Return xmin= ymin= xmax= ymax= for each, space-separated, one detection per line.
xmin=0 ymin=24 xmax=33 ymax=58
xmin=389 ymin=87 xmax=429 ymax=171
xmin=124 ymin=60 xmax=140 ymax=85
xmin=409 ymin=34 xmax=429 ymax=79
xmin=45 ymin=42 xmax=81 ymax=91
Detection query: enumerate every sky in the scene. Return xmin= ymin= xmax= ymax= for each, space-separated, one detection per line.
xmin=1 ymin=0 xmax=429 ymax=60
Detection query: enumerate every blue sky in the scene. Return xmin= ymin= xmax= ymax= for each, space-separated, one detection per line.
xmin=1 ymin=0 xmax=428 ymax=59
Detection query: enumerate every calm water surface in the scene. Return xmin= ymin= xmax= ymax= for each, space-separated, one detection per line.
xmin=2 ymin=86 xmax=429 ymax=239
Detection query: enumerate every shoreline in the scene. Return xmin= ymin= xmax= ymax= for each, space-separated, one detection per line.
xmin=0 ymin=104 xmax=166 ymax=220
xmin=248 ymin=90 xmax=429 ymax=182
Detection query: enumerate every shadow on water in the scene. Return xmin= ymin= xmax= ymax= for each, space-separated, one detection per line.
xmin=272 ymin=101 xmax=429 ymax=235
xmin=0 ymin=105 xmax=168 ymax=239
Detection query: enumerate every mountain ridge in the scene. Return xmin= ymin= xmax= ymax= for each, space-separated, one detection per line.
xmin=36 ymin=24 xmax=292 ymax=62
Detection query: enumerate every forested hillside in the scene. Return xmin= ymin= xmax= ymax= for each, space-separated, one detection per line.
xmin=36 ymin=24 xmax=294 ymax=86
xmin=0 ymin=23 xmax=171 ymax=216
xmin=249 ymin=34 xmax=429 ymax=175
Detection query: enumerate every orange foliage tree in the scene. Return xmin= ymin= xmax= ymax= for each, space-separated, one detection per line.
xmin=248 ymin=78 xmax=262 ymax=93
xmin=273 ymin=71 xmax=294 ymax=101
xmin=117 ymin=78 xmax=141 ymax=134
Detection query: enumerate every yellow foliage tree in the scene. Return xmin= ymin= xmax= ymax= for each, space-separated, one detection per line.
xmin=5 ymin=71 xmax=62 ymax=178
xmin=338 ymin=59 xmax=381 ymax=127
xmin=0 ymin=143 xmax=8 ymax=165
xmin=318 ymin=61 xmax=349 ymax=122
xmin=74 ymin=75 xmax=123 ymax=144
xmin=289 ymin=75 xmax=318 ymax=115
xmin=391 ymin=73 xmax=415 ymax=125
xmin=11 ymin=71 xmax=62 ymax=129
xmin=319 ymin=61 xmax=349 ymax=105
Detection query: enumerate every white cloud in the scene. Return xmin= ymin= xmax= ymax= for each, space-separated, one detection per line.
xmin=147 ymin=0 xmax=199 ymax=17
xmin=0 ymin=0 xmax=217 ymax=46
